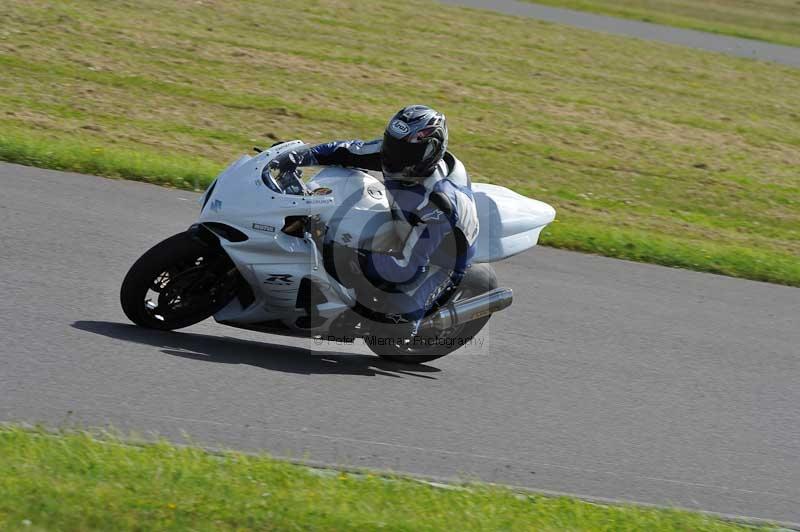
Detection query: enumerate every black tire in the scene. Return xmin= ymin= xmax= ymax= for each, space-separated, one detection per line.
xmin=120 ymin=232 xmax=240 ymax=330
xmin=369 ymin=264 xmax=499 ymax=364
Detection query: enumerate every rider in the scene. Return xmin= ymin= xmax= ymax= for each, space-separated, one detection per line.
xmin=267 ymin=105 xmax=479 ymax=333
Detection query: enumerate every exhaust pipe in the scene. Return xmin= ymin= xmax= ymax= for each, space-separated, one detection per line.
xmin=422 ymin=287 xmax=513 ymax=332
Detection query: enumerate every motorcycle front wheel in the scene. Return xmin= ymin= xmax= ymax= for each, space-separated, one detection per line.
xmin=120 ymin=231 xmax=240 ymax=330
xmin=367 ymin=264 xmax=498 ymax=364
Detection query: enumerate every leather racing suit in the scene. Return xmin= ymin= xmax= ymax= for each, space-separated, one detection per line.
xmin=294 ymin=139 xmax=480 ymax=324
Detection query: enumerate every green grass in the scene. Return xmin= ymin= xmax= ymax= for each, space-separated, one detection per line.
xmin=0 ymin=427 xmax=764 ymax=531
xmin=0 ymin=128 xmax=221 ymax=189
xmin=526 ymin=0 xmax=800 ymax=48
xmin=1 ymin=0 xmax=799 ymax=286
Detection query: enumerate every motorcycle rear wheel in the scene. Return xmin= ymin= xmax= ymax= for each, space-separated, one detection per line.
xmin=368 ymin=264 xmax=498 ymax=364
xmin=120 ymin=231 xmax=240 ymax=330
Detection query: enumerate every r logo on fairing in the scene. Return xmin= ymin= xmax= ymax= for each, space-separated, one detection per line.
xmin=264 ymin=274 xmax=293 ymax=285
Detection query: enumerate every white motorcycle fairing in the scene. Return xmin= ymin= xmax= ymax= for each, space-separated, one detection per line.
xmin=195 ymin=141 xmax=555 ymax=331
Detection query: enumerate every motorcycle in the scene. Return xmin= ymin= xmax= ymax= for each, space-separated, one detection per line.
xmin=120 ymin=141 xmax=555 ymax=363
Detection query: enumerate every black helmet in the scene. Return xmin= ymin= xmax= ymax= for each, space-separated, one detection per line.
xmin=381 ymin=105 xmax=448 ymax=181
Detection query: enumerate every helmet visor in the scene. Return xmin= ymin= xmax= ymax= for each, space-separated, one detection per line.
xmin=381 ymin=133 xmax=430 ymax=175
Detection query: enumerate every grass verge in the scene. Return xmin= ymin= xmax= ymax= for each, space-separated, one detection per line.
xmin=1 ymin=0 xmax=799 ymax=286
xmin=526 ymin=0 xmax=800 ymax=47
xmin=0 ymin=128 xmax=220 ymax=190
xmin=0 ymin=426 xmax=764 ymax=531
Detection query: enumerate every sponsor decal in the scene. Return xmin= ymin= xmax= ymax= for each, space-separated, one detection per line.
xmin=389 ymin=119 xmax=410 ymax=137
xmin=303 ymin=197 xmax=335 ymax=206
xmin=263 ymin=273 xmax=293 ymax=285
xmin=420 ymin=209 xmax=444 ymax=222
xmin=252 ymin=223 xmax=275 ymax=232
xmin=340 ymin=233 xmax=352 ymax=244
xmin=385 ymin=313 xmax=404 ymax=324
xmin=312 ymin=187 xmax=333 ymax=196
xmin=367 ymin=186 xmax=384 ymax=200
xmin=209 ymin=199 xmax=223 ymax=212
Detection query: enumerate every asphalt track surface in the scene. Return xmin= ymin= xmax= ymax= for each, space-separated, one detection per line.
xmin=1 ymin=162 xmax=799 ymax=524
xmin=442 ymin=0 xmax=800 ymax=68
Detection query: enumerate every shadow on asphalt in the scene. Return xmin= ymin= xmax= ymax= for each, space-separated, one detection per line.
xmin=72 ymin=321 xmax=441 ymax=379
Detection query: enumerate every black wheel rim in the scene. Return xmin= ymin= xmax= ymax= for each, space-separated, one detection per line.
xmin=143 ymin=254 xmax=235 ymax=324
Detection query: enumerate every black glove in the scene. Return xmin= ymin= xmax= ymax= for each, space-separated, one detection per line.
xmin=267 ymin=150 xmax=300 ymax=177
xmin=265 ymin=150 xmax=309 ymax=193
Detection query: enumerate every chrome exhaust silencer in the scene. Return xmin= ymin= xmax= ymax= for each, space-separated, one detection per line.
xmin=422 ymin=287 xmax=513 ymax=332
